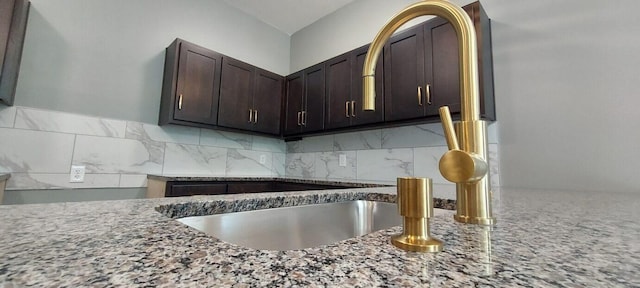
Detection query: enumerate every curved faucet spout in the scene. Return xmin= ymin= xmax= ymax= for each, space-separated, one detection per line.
xmin=362 ymin=0 xmax=495 ymax=225
xmin=362 ymin=0 xmax=480 ymax=122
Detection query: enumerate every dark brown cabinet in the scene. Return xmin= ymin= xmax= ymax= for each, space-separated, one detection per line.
xmin=325 ymin=45 xmax=384 ymax=130
xmin=0 ymin=0 xmax=29 ymax=106
xmin=284 ymin=63 xmax=325 ymax=136
xmin=158 ymin=1 xmax=494 ymax=140
xmin=384 ymin=24 xmax=426 ymax=122
xmin=325 ymin=52 xmax=352 ymax=129
xmin=384 ymin=1 xmax=495 ymax=122
xmin=170 ymin=183 xmax=227 ymax=197
xmin=159 ymin=39 xmax=222 ymax=126
xmin=159 ymin=39 xmax=283 ymax=136
xmin=218 ymin=57 xmax=283 ymax=135
xmin=163 ymin=180 xmax=377 ymax=197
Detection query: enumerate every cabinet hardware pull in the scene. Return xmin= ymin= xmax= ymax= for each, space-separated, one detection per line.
xmin=301 ymin=111 xmax=307 ymax=126
xmin=351 ymin=101 xmax=356 ymax=117
xmin=249 ymin=109 xmax=253 ymax=122
xmin=178 ymin=94 xmax=183 ymax=110
xmin=426 ymin=84 xmax=432 ymax=105
xmin=297 ymin=111 xmax=302 ymax=126
xmin=345 ymin=101 xmax=350 ymax=118
xmin=254 ymin=109 xmax=258 ymax=123
xmin=417 ymin=86 xmax=423 ymax=106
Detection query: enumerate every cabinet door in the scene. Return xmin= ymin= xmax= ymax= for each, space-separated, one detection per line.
xmin=218 ymin=57 xmax=254 ymax=130
xmin=227 ymin=182 xmax=275 ymax=193
xmin=174 ymin=41 xmax=222 ymax=125
xmin=169 ymin=183 xmax=227 ymax=197
xmin=284 ymin=71 xmax=304 ymax=136
xmin=302 ymin=63 xmax=325 ymax=133
xmin=325 ymin=52 xmax=352 ymax=130
xmin=424 ymin=15 xmax=461 ymax=116
xmin=423 ymin=2 xmax=495 ymax=119
xmin=351 ymin=44 xmax=384 ymax=126
xmin=253 ymin=68 xmax=284 ymax=135
xmin=384 ymin=24 xmax=426 ymax=122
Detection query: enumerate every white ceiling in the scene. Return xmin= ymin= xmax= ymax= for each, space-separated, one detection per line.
xmin=222 ymin=0 xmax=357 ymax=35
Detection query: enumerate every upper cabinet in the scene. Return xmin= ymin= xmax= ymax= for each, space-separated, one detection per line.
xmin=383 ymin=24 xmax=427 ymax=121
xmin=384 ymin=1 xmax=495 ymax=122
xmin=324 ymin=44 xmax=384 ymax=130
xmin=0 ymin=0 xmax=29 ymax=106
xmin=283 ymin=63 xmax=325 ymax=136
xmin=159 ymin=39 xmax=222 ymax=126
xmin=159 ymin=38 xmax=284 ymax=136
xmin=158 ymin=1 xmax=494 ymax=139
xmin=218 ymin=57 xmax=283 ymax=135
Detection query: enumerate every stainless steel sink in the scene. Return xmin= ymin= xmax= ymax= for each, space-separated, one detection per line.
xmin=177 ymin=200 xmax=402 ymax=250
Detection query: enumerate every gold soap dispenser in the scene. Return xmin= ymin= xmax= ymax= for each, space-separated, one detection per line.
xmin=391 ymin=177 xmax=443 ymax=253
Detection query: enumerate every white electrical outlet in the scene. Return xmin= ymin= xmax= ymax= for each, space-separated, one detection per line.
xmin=259 ymin=154 xmax=267 ymax=164
xmin=70 ymin=165 xmax=85 ymax=183
xmin=339 ymin=154 xmax=347 ymax=167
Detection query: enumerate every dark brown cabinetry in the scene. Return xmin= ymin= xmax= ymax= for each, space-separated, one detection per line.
xmin=159 ymin=39 xmax=222 ymax=126
xmin=384 ymin=24 xmax=427 ymax=121
xmin=159 ymin=39 xmax=284 ymax=136
xmin=325 ymin=45 xmax=384 ymax=130
xmin=284 ymin=63 xmax=325 ymax=136
xmin=218 ymin=57 xmax=283 ymax=135
xmin=163 ymin=180 xmax=369 ymax=197
xmin=384 ymin=1 xmax=494 ymax=122
xmin=0 ymin=0 xmax=29 ymax=106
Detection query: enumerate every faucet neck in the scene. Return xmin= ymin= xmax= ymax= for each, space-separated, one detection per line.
xmin=362 ymin=0 xmax=480 ymax=122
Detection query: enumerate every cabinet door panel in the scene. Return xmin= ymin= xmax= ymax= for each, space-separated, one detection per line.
xmin=284 ymin=71 xmax=304 ymax=135
xmin=425 ymin=20 xmax=461 ymax=116
xmin=218 ymin=57 xmax=254 ymax=130
xmin=169 ymin=184 xmax=227 ymax=197
xmin=351 ymin=44 xmax=384 ymax=126
xmin=174 ymin=42 xmax=221 ymax=125
xmin=253 ymin=68 xmax=283 ymax=135
xmin=303 ymin=64 xmax=325 ymax=133
xmin=384 ymin=25 xmax=426 ymax=122
xmin=325 ymin=53 xmax=352 ymax=129
xmin=227 ymin=182 xmax=275 ymax=193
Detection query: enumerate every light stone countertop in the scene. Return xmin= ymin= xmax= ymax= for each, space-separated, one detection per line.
xmin=0 ymin=186 xmax=638 ymax=287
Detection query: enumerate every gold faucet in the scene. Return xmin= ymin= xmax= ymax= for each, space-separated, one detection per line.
xmin=362 ymin=0 xmax=495 ymax=225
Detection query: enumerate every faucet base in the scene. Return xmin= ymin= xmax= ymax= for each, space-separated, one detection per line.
xmin=391 ymin=234 xmax=443 ymax=253
xmin=454 ymin=214 xmax=496 ymax=226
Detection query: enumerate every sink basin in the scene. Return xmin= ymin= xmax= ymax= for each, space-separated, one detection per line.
xmin=177 ymin=200 xmax=401 ymax=250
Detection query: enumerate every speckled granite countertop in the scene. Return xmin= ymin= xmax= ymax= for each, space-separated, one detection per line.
xmin=1 ymin=187 xmax=638 ymax=287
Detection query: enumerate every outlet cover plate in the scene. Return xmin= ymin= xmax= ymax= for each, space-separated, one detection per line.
xmin=339 ymin=154 xmax=347 ymax=167
xmin=70 ymin=165 xmax=85 ymax=183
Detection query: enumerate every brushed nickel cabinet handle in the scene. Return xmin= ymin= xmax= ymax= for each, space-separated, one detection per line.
xmin=345 ymin=101 xmax=350 ymax=118
xmin=178 ymin=94 xmax=183 ymax=110
xmin=301 ymin=111 xmax=307 ymax=126
xmin=426 ymin=84 xmax=432 ymax=105
xmin=254 ymin=109 xmax=258 ymax=123
xmin=417 ymin=86 xmax=423 ymax=106
xmin=249 ymin=109 xmax=253 ymax=122
xmin=297 ymin=111 xmax=302 ymax=126
xmin=351 ymin=101 xmax=356 ymax=117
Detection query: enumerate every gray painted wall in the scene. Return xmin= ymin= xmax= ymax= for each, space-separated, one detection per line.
xmin=291 ymin=0 xmax=640 ymax=193
xmin=14 ymin=0 xmax=290 ymax=124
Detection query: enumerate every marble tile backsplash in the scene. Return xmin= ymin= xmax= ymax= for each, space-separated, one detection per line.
xmin=0 ymin=106 xmax=286 ymax=190
xmin=0 ymin=106 xmax=501 ymax=198
xmin=285 ymin=122 xmax=501 ymax=199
